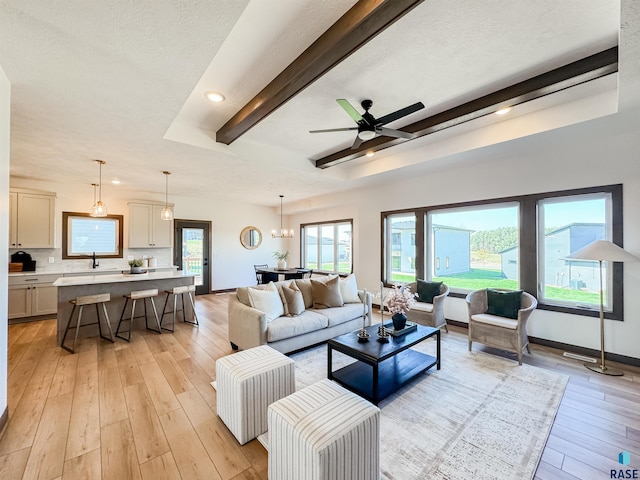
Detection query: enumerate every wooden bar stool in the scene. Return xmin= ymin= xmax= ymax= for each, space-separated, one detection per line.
xmin=115 ymin=288 xmax=162 ymax=342
xmin=160 ymin=284 xmax=199 ymax=332
xmin=61 ymin=293 xmax=114 ymax=354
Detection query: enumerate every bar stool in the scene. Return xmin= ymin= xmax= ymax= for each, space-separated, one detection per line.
xmin=61 ymin=293 xmax=114 ymax=354
xmin=160 ymin=284 xmax=199 ymax=332
xmin=115 ymin=288 xmax=162 ymax=342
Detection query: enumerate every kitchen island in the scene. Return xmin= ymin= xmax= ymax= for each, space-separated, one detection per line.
xmin=53 ymin=270 xmax=197 ymax=345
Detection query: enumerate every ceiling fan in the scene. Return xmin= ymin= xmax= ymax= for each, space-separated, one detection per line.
xmin=309 ymin=99 xmax=425 ymax=149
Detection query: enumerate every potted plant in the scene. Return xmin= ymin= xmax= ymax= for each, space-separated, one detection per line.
xmin=385 ymin=284 xmax=416 ymax=330
xmin=273 ymin=251 xmax=290 ymax=270
xmin=128 ymin=258 xmax=144 ymax=274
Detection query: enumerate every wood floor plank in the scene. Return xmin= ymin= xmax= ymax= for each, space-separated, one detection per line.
xmin=66 ymin=381 xmax=100 ymax=460
xmin=177 ymin=357 xmax=217 ymax=409
xmin=555 ymin=413 xmax=640 ymax=455
xmin=101 ymin=419 xmax=142 ymax=480
xmin=561 ymin=455 xmax=611 ymax=479
xmin=123 ymin=382 xmax=170 ymax=464
xmin=139 ymin=361 xmax=181 ymax=416
xmin=0 ymin=447 xmax=30 ymax=480
xmin=63 ymin=449 xmax=101 ymax=480
xmin=98 ymin=367 xmax=129 ymax=427
xmin=540 ymin=446 xmax=564 ymax=469
xmin=159 ymin=408 xmax=222 ymax=480
xmin=75 ymin=342 xmax=99 ymax=385
xmin=48 ymin=352 xmax=79 ymax=398
xmin=556 ymin=404 xmax=628 ymax=436
xmin=130 ymin=336 xmax=155 ymax=366
xmin=22 ymin=393 xmax=73 ymax=480
xmin=238 ymin=440 xmax=267 ymax=480
xmin=97 ymin=342 xmax=118 ymax=371
xmin=534 ymin=460 xmax=579 ymax=480
xmin=139 ymin=452 xmax=181 ymax=480
xmin=172 ymin=330 xmax=217 ymax=377
xmin=115 ymin=345 xmax=144 ymax=387
xmin=545 ymin=434 xmax=620 ymax=474
xmin=154 ymin=351 xmax=194 ymax=395
xmin=551 ymin=423 xmax=640 ymax=464
xmin=177 ymin=388 xmax=251 ymax=479
xmin=142 ymin=333 xmax=169 ymax=356
xmin=158 ymin=332 xmax=192 ymax=361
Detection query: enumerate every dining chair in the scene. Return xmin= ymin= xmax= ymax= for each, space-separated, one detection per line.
xmin=254 ymin=264 xmax=268 ymax=285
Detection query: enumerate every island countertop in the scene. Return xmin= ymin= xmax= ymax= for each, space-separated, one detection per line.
xmin=53 ymin=270 xmax=196 ymax=287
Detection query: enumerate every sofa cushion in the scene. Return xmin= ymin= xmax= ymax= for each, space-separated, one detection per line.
xmin=312 ymin=276 xmax=344 ymax=309
xmin=411 ymin=302 xmax=433 ymax=313
xmin=417 ymin=279 xmax=442 ymax=304
xmin=339 ymin=273 xmax=361 ymax=304
xmin=267 ymin=310 xmax=329 ymax=342
xmin=274 ymin=281 xmax=294 ymax=315
xmin=486 ymin=289 xmax=522 ymax=319
xmin=311 ymin=303 xmax=365 ymax=327
xmin=471 ymin=313 xmax=518 ymax=330
xmin=247 ymin=283 xmax=284 ymax=322
xmin=282 ymin=283 xmax=305 ymax=316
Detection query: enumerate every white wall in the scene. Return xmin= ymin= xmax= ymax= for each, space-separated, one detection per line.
xmin=1 ymin=65 xmax=10 ymax=423
xmin=288 ymin=112 xmax=640 ymax=360
xmin=8 ymin=176 xmax=288 ymax=291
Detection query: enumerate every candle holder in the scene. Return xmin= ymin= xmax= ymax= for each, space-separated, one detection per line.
xmin=377 ymin=324 xmax=390 ymax=343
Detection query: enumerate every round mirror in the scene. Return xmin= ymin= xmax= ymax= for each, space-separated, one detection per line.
xmin=240 ymin=226 xmax=262 ymax=250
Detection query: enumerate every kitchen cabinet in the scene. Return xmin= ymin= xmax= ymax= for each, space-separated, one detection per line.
xmin=8 ymin=274 xmax=59 ymax=319
xmin=128 ymin=202 xmax=173 ymax=248
xmin=10 ymin=189 xmax=56 ymax=248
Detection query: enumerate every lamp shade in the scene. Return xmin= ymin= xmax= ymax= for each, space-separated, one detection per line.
xmin=566 ymin=240 xmax=639 ymax=263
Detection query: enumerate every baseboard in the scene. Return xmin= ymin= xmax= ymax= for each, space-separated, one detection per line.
xmin=211 ymin=288 xmax=236 ymax=294
xmin=443 ymin=318 xmax=640 ymax=368
xmin=0 ymin=406 xmax=8 ymax=438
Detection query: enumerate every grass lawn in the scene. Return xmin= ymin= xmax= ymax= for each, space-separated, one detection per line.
xmin=305 ymin=261 xmax=352 ymax=273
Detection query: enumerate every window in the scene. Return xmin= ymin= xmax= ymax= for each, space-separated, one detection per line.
xmin=62 ymin=212 xmax=123 ymax=259
xmin=538 ymin=193 xmax=610 ymax=310
xmin=429 ymin=203 xmax=519 ymax=291
xmin=385 ymin=213 xmax=416 ymax=283
xmin=302 ymin=220 xmax=352 ymax=274
xmin=381 ymin=184 xmax=623 ymax=320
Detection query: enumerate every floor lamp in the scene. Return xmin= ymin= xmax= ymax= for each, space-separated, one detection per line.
xmin=567 ymin=240 xmax=639 ymax=376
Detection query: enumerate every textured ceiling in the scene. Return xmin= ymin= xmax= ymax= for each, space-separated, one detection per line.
xmin=0 ymin=0 xmax=620 ymax=207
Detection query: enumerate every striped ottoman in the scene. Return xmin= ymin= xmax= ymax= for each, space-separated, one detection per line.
xmin=268 ymin=379 xmax=380 ymax=480
xmin=216 ymin=345 xmax=295 ymax=445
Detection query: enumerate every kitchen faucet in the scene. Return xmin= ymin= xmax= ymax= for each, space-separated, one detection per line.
xmin=92 ymin=252 xmax=99 ymax=269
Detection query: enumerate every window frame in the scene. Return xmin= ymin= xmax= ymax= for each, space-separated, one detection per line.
xmin=62 ymin=212 xmax=124 ymax=259
xmin=301 ymin=218 xmax=353 ymax=275
xmin=381 ymin=184 xmax=624 ymax=320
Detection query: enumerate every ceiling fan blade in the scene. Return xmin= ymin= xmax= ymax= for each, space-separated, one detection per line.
xmin=376 ymin=102 xmax=425 ymax=126
xmin=309 ymin=127 xmax=358 ymax=133
xmin=336 ymin=99 xmax=364 ymax=123
xmin=377 ymin=127 xmax=416 ymax=139
xmin=350 ymin=135 xmax=364 ymax=149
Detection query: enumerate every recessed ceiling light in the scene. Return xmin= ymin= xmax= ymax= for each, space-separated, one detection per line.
xmin=205 ymin=91 xmax=225 ymax=103
xmin=495 ymin=107 xmax=512 ymax=115
xmin=365 ymin=151 xmax=375 ymax=157
xmin=111 ymin=179 xmax=121 ymax=185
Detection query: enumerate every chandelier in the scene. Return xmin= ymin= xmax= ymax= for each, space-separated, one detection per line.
xmin=271 ymin=195 xmax=294 ymax=238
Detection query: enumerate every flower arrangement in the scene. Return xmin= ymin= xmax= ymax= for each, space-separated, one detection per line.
xmin=385 ymin=284 xmax=416 ymax=315
xmin=272 ymin=251 xmax=289 ymax=261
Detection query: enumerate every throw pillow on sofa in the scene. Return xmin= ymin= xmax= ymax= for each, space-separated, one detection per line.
xmin=247 ymin=282 xmax=284 ymax=321
xmin=340 ymin=273 xmax=361 ymax=303
xmin=486 ymin=289 xmax=522 ymax=319
xmin=417 ymin=279 xmax=442 ymax=304
xmin=295 ymin=275 xmax=337 ymax=309
xmin=282 ymin=283 xmax=305 ymax=316
xmin=311 ymin=276 xmax=344 ymax=309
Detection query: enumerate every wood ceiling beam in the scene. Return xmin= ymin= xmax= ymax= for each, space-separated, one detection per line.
xmin=215 ymin=0 xmax=424 ymax=145
xmin=314 ymin=46 xmax=619 ymax=169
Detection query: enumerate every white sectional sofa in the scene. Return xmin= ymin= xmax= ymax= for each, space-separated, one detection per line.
xmin=228 ymin=276 xmax=372 ymax=354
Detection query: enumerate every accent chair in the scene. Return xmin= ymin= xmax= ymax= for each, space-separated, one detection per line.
xmin=405 ymin=281 xmax=450 ymax=332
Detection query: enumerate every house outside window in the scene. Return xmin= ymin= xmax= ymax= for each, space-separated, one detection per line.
xmin=302 ymin=220 xmax=352 ymax=275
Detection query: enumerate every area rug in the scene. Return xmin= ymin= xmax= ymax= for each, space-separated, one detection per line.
xmin=265 ymin=339 xmax=568 ymax=480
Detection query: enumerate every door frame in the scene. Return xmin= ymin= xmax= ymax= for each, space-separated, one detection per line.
xmin=174 ymin=219 xmax=212 ymax=295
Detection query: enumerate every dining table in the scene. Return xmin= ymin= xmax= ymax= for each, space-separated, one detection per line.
xmin=255 ymin=267 xmax=311 ymax=282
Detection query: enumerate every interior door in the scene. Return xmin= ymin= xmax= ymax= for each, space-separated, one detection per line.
xmin=174 ymin=220 xmax=211 ymax=295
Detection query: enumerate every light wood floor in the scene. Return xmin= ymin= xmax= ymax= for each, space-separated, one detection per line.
xmin=1 ymin=293 xmax=639 ymax=480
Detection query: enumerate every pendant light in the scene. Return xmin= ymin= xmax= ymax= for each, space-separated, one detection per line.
xmin=160 ymin=171 xmax=173 ymax=221
xmin=89 ymin=160 xmax=107 ymax=217
xmin=271 ymin=194 xmax=294 ymax=238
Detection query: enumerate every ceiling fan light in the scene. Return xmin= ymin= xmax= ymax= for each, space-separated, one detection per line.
xmin=358 ymin=130 xmax=376 ymax=141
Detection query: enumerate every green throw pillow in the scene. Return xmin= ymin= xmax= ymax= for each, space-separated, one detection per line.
xmin=486 ymin=289 xmax=522 ymax=319
xmin=417 ymin=279 xmax=443 ymax=304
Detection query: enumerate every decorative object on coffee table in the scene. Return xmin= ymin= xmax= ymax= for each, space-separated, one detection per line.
xmin=385 ymin=283 xmax=416 ymax=331
xmin=376 ymin=282 xmax=390 ymax=343
xmin=357 ymin=288 xmax=370 ymax=342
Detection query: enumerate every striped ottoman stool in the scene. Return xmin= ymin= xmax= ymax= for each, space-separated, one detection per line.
xmin=268 ymin=379 xmax=380 ymax=480
xmin=216 ymin=345 xmax=295 ymax=445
